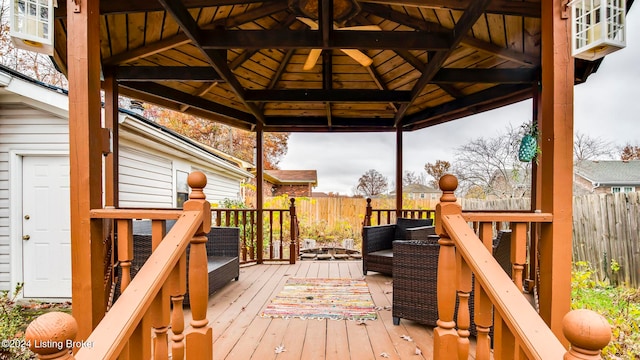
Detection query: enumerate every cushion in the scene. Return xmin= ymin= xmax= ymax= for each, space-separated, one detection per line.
xmin=394 ymin=218 xmax=433 ymax=239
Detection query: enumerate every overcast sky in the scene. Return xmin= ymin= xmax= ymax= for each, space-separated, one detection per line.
xmin=279 ymin=9 xmax=640 ymax=195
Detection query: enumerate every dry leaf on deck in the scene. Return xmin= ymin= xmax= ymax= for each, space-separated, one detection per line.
xmin=400 ymin=334 xmax=413 ymax=342
xmin=275 ymin=345 xmax=286 ymax=354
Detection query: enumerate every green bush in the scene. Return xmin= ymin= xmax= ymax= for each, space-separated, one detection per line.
xmin=572 ymin=261 xmax=640 ymax=358
xmin=0 ymin=283 xmax=34 ymax=360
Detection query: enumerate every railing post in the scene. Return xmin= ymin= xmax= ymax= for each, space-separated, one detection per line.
xmin=289 ymin=198 xmax=297 ymax=264
xmin=563 ymin=309 xmax=611 ymax=360
xmin=364 ymin=198 xmax=372 ymax=227
xmin=433 ymin=174 xmax=461 ymax=360
xmin=475 ymin=222 xmax=494 ymax=359
xmin=184 ymin=171 xmax=213 ymax=359
xmin=25 ymin=312 xmax=77 ymax=360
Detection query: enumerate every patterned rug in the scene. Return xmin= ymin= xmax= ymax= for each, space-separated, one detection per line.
xmin=260 ymin=278 xmax=377 ymax=321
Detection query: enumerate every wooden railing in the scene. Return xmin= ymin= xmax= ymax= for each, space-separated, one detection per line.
xmin=363 ymin=198 xmax=436 ymax=226
xmin=433 ymin=174 xmax=611 ymax=359
xmin=24 ymin=172 xmax=214 ymax=359
xmin=213 ymin=198 xmax=298 ymax=264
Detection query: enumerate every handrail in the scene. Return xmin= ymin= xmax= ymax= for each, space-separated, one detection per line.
xmin=74 ymin=211 xmax=203 ymax=359
xmin=25 ymin=171 xmax=214 ymax=360
xmin=443 ymin=213 xmax=566 ymax=359
xmin=433 ymin=174 xmax=612 ymax=360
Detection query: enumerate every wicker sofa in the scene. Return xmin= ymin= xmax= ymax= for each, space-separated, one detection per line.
xmin=361 ymin=218 xmax=434 ymax=275
xmin=392 ymin=230 xmax=512 ymax=334
xmin=130 ymin=220 xmax=240 ymax=304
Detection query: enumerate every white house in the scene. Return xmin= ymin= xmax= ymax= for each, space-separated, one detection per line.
xmin=0 ymin=66 xmax=253 ymax=300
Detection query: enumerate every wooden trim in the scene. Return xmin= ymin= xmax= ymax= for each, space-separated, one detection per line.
xmin=461 ymin=212 xmax=553 ymax=222
xmin=90 ymin=209 xmax=183 ymax=219
xmin=395 ymin=127 xmax=403 ymax=218
xmin=256 ymin=123 xmax=264 ymax=264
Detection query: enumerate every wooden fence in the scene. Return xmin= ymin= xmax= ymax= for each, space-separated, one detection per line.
xmin=273 ymin=193 xmax=639 ymax=287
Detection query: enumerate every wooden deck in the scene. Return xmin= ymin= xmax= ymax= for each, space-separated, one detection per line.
xmin=198 ymin=260 xmax=480 ymax=360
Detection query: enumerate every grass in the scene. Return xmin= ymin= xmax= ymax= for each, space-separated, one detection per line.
xmin=571 ymin=261 xmax=640 ymax=359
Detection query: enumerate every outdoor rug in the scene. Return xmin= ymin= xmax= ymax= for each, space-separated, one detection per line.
xmin=260 ymin=278 xmax=377 ymax=321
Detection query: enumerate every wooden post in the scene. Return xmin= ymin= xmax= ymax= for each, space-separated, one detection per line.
xmin=25 ymin=312 xmax=78 ymax=360
xmin=256 ymin=123 xmax=264 ymax=264
xmin=67 ymin=0 xmax=106 ymax=338
xmin=169 ymin=254 xmax=187 ymax=360
xmin=433 ymin=174 xmax=461 ymax=359
xmin=474 ymin=222 xmax=493 ymax=359
xmin=184 ymin=171 xmax=213 ymax=359
xmin=539 ymin=0 xmax=574 ymax=342
xmin=562 ymin=309 xmax=611 ymax=359
xmin=396 ymin=126 xmax=403 ymax=219
xmin=456 ymin=255 xmax=471 ymax=359
xmin=364 ymin=198 xmax=372 ymax=227
xmin=289 ymin=198 xmax=297 ymax=264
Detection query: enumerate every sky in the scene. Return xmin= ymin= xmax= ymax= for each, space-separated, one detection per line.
xmin=279 ymin=9 xmax=640 ymax=195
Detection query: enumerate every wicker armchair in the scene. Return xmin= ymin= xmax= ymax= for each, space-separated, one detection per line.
xmin=362 ymin=218 xmax=434 ymax=275
xmin=129 ymin=220 xmax=240 ymax=304
xmin=392 ymin=229 xmax=512 ymax=336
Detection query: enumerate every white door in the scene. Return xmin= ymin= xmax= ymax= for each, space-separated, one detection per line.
xmin=22 ymin=156 xmax=71 ymax=298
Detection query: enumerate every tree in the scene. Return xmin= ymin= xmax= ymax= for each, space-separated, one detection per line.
xmin=424 ymin=160 xmax=451 ymax=188
xmin=453 ymin=125 xmax=531 ymax=199
xmin=402 ymin=170 xmax=426 ymax=187
xmin=573 ymin=131 xmax=615 ymax=162
xmin=356 ymin=169 xmax=388 ymax=196
xmin=143 ymin=105 xmax=289 ymax=169
xmin=620 ymin=143 xmax=640 ymax=160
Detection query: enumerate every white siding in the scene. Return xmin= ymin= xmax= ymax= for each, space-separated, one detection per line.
xmin=119 ymin=146 xmax=174 ymax=208
xmin=0 ymin=103 xmax=69 ymax=291
xmin=197 ymin=168 xmax=243 ymax=205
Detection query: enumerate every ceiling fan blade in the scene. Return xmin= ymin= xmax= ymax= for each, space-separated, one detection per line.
xmin=297 ymin=17 xmax=319 ymax=30
xmin=338 ymin=25 xmax=382 ymax=31
xmin=341 ymin=49 xmax=373 ymax=67
xmin=303 ymin=49 xmax=322 ymax=70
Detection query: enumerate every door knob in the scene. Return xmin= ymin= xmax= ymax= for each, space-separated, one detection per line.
xmin=22 ymin=235 xmax=30 ymax=240
xmin=24 ymin=215 xmax=30 ymax=220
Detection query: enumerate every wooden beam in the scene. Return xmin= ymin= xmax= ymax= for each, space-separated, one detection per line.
xmin=265 ymin=116 xmax=395 ymax=128
xmin=56 ymin=0 xmax=277 ymax=17
xmin=119 ymin=81 xmax=254 ymax=122
xmin=102 ymin=34 xmax=191 ymax=65
xmin=256 ymin=122 xmax=264 ymax=264
xmin=396 ymin=127 xmax=403 ymax=217
xmin=538 ymin=0 xmax=574 ymax=344
xmin=209 ymin=1 xmax=289 ymax=28
xmin=199 ymin=29 xmax=453 ymax=50
xmin=103 ymin=71 xmax=119 ymax=208
xmin=431 ymin=68 xmax=539 ymax=84
xmin=394 ymin=0 xmax=493 ymax=125
xmin=244 ymin=89 xmax=412 ymax=102
xmin=113 ymin=66 xmax=223 ymax=81
xmin=157 ymin=0 xmax=266 ymax=124
xmin=67 ymin=0 xmax=106 ymax=339
xmin=358 ymin=0 xmax=541 ymax=17
xmin=363 ymin=4 xmax=539 ymax=67
xmin=395 ymin=49 xmax=463 ymax=99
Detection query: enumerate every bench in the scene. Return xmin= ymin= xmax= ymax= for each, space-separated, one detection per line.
xmin=361 ymin=218 xmax=434 ymax=275
xmin=131 ymin=220 xmax=240 ymax=304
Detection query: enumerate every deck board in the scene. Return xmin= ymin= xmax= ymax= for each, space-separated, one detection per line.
xmin=196 ymin=260 xmax=482 ymax=359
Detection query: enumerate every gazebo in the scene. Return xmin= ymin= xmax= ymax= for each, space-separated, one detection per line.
xmin=13 ymin=0 xmax=630 ymax=358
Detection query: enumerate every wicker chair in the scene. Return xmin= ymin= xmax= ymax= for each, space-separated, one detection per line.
xmin=361 ymin=218 xmax=434 ymax=275
xmin=392 ymin=229 xmax=512 ymax=336
xmin=129 ymin=220 xmax=240 ymax=304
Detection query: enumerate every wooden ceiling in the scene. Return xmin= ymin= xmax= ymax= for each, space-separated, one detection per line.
xmin=51 ymin=0 xmax=609 ymax=132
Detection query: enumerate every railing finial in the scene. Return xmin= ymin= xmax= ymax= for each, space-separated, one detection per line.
xmin=25 ymin=311 xmax=78 ymax=359
xmin=563 ymin=309 xmax=611 ymax=359
xmin=439 ymin=174 xmax=458 ymax=202
xmin=188 ymin=171 xmax=207 ymax=200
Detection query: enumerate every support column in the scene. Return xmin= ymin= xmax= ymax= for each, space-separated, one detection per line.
xmin=395 ymin=127 xmax=403 ymax=219
xmin=256 ymin=123 xmax=264 ymax=264
xmin=539 ymin=0 xmax=574 ymax=344
xmin=104 ymin=72 xmax=119 ymax=208
xmin=67 ymin=0 xmax=106 ymax=339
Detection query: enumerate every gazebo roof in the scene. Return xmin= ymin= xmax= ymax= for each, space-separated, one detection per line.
xmin=52 ymin=0 xmax=617 ymax=132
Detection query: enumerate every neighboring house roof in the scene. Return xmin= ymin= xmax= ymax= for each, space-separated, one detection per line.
xmin=264 ymin=170 xmax=318 ymax=186
xmin=575 ymin=160 xmax=640 ymax=186
xmin=403 ymin=183 xmax=441 ymax=193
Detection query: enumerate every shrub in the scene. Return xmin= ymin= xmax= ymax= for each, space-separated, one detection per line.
xmin=0 ymin=283 xmax=34 ymax=360
xmin=572 ymin=261 xmax=640 ymax=358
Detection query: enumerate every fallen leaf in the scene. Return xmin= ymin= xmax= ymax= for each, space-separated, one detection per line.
xmin=275 ymin=345 xmax=286 ymax=354
xmin=415 ymin=347 xmax=422 ymax=355
xmin=380 ymin=352 xmax=390 ymax=358
xmin=356 ymin=320 xmax=368 ymax=326
xmin=400 ymin=334 xmax=413 ymax=342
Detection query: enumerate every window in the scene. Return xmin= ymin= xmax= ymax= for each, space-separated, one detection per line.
xmin=176 ymin=170 xmax=189 ymax=208
xmin=611 ymin=186 xmax=636 ymax=193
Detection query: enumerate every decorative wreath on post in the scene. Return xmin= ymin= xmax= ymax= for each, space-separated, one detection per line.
xmin=518 ymin=122 xmax=540 ymax=162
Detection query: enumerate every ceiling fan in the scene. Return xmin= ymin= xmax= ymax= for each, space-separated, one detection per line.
xmin=297 ymin=17 xmax=381 ymax=70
